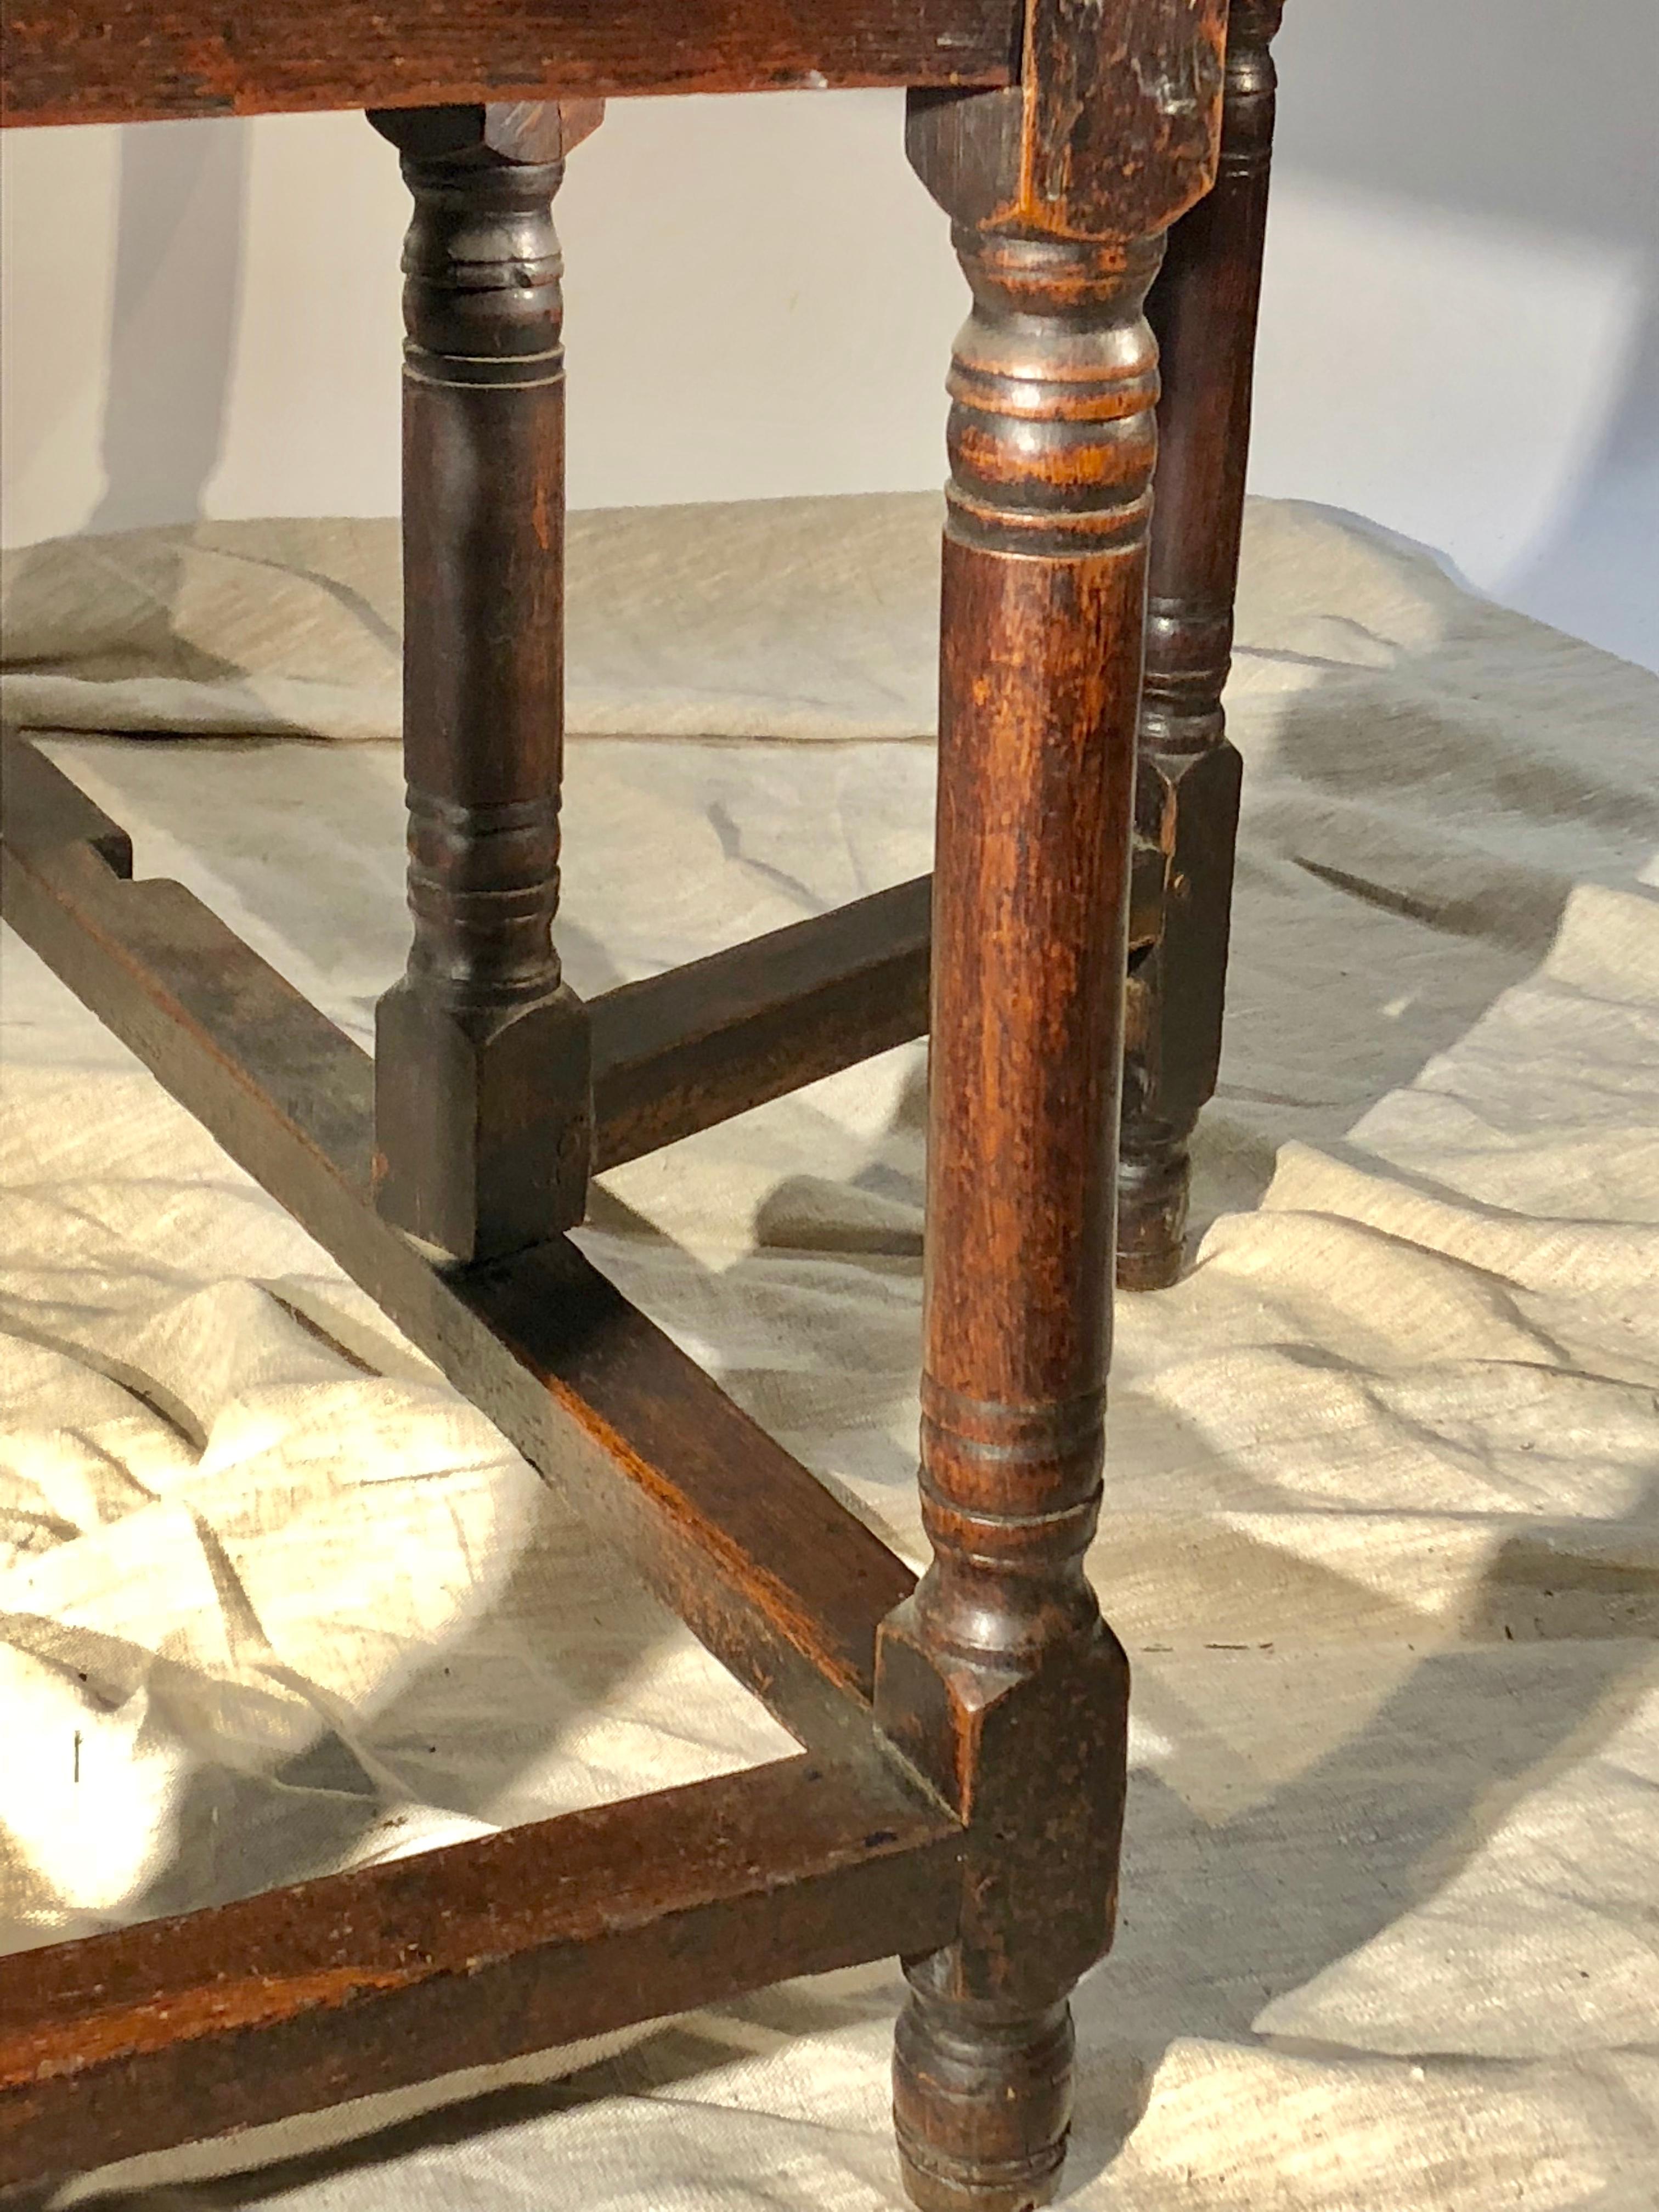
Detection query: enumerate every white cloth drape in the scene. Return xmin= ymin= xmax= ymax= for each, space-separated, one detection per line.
xmin=3 ymin=495 xmax=1656 ymax=2209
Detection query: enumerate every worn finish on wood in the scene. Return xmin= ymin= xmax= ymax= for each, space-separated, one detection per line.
xmin=1118 ymin=0 xmax=1283 ymax=1290
xmin=0 ymin=1754 xmax=960 ymax=2189
xmin=879 ymin=10 xmax=1224 ymax=2204
xmin=590 ymin=847 xmax=1167 ymax=1173
xmin=0 ymin=0 xmax=1020 ymax=127
xmin=591 ymin=874 xmax=932 ymax=1168
xmin=0 ymin=4 xmax=1268 ymax=2200
xmin=370 ymin=103 xmax=592 ymax=1263
xmin=905 ymin=0 xmax=1224 ymax=247
xmin=1 ymin=737 xmax=915 ymax=1753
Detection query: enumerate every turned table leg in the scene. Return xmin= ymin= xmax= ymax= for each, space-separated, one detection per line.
xmin=1118 ymin=0 xmax=1284 ymax=1290
xmin=878 ymin=16 xmax=1226 ymax=2206
xmin=368 ymin=100 xmax=601 ymax=1264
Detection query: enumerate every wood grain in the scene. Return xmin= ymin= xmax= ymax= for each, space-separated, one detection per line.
xmin=0 ymin=0 xmax=1021 ymax=127
xmin=590 ymin=874 xmax=932 ymax=1167
xmin=589 ymin=851 xmax=1167 ymax=1173
xmin=1 ymin=736 xmax=916 ymax=1756
xmin=877 ymin=8 xmax=1224 ymax=2203
xmin=1119 ymin=0 xmax=1283 ymax=1289
xmin=371 ymin=104 xmax=592 ymax=1264
xmin=0 ymin=1754 xmax=960 ymax=2188
xmin=0 ymin=8 xmax=1262 ymax=2200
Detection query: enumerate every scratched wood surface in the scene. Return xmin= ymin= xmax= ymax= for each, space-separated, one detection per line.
xmin=879 ymin=4 xmax=1226 ymax=2202
xmin=0 ymin=1755 xmax=960 ymax=2187
xmin=1 ymin=4 xmax=1241 ymax=2205
xmin=0 ymin=0 xmax=1020 ymax=127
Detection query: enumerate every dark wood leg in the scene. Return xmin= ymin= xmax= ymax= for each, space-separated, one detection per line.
xmin=368 ymin=100 xmax=601 ymax=1264
xmin=878 ymin=16 xmax=1226 ymax=2206
xmin=1117 ymin=0 xmax=1283 ymax=1291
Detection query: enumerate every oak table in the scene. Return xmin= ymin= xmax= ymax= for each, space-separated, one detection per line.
xmin=0 ymin=1 xmax=1283 ymax=2203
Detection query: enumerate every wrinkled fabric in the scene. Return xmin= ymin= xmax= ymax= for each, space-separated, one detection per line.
xmin=1 ymin=495 xmax=1656 ymax=2209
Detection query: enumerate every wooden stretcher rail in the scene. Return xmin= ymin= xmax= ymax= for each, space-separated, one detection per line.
xmin=0 ymin=735 xmax=916 ymax=1754
xmin=0 ymin=1753 xmax=961 ymax=2188
xmin=589 ymin=847 xmax=1166 ymax=1170
xmin=0 ymin=0 xmax=1020 ymax=127
xmin=590 ymin=873 xmax=933 ymax=1167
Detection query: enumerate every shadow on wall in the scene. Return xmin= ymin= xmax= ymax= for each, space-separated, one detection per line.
xmin=1273 ymin=0 xmax=1659 ymax=668
xmin=89 ymin=119 xmax=249 ymax=533
xmin=78 ymin=4 xmax=1658 ymax=655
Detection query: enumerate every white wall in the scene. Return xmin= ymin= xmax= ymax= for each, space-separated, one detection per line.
xmin=4 ymin=2 xmax=1655 ymax=665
